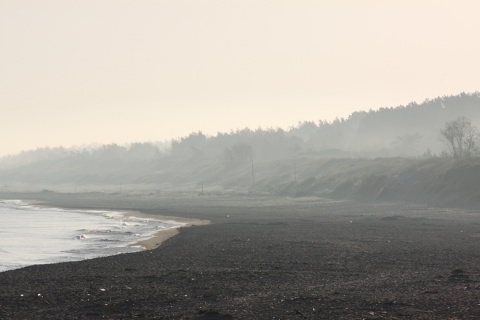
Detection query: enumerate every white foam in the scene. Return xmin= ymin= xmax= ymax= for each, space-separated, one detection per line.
xmin=0 ymin=200 xmax=184 ymax=272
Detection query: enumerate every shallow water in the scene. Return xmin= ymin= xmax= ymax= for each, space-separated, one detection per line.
xmin=0 ymin=200 xmax=183 ymax=272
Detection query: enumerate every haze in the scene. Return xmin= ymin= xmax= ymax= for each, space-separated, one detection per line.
xmin=1 ymin=0 xmax=480 ymax=157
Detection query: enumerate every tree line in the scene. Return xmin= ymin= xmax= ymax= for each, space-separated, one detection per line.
xmin=2 ymin=92 xmax=480 ymax=169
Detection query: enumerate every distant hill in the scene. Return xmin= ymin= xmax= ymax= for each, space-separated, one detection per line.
xmin=2 ymin=92 xmax=480 ymax=209
xmin=3 ymin=92 xmax=480 ymax=169
xmin=163 ymin=92 xmax=480 ymax=160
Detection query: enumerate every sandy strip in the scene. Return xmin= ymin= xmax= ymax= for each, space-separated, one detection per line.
xmin=123 ymin=210 xmax=210 ymax=250
xmin=24 ymin=199 xmax=210 ymax=250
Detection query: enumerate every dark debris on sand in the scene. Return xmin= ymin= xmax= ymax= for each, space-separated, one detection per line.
xmin=1 ymin=192 xmax=480 ymax=319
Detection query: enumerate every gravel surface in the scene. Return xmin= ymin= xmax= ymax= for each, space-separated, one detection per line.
xmin=1 ymin=192 xmax=480 ymax=319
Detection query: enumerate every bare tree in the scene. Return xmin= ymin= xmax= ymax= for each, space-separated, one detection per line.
xmin=440 ymin=117 xmax=478 ymax=158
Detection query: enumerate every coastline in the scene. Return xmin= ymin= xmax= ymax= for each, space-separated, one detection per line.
xmin=24 ymin=199 xmax=210 ymax=251
xmin=122 ymin=210 xmax=210 ymax=250
xmin=2 ymin=192 xmax=480 ymax=318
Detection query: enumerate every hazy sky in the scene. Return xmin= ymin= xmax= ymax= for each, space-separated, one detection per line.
xmin=1 ymin=1 xmax=480 ymax=156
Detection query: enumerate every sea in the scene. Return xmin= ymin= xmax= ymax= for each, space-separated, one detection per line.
xmin=0 ymin=200 xmax=184 ymax=273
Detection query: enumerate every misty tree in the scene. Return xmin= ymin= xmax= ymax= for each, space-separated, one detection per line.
xmin=440 ymin=116 xmax=479 ymax=158
xmin=392 ymin=133 xmax=422 ymax=155
xmin=126 ymin=142 xmax=161 ymax=160
xmin=170 ymin=131 xmax=207 ymax=158
xmin=223 ymin=143 xmax=253 ymax=168
xmin=94 ymin=144 xmax=127 ymax=159
xmin=288 ymin=121 xmax=318 ymax=141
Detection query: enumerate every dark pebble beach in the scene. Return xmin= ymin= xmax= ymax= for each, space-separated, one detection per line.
xmin=1 ymin=192 xmax=480 ymax=319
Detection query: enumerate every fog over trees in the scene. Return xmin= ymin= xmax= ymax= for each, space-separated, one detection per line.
xmin=167 ymin=92 xmax=480 ymax=160
xmin=440 ymin=117 xmax=479 ymax=158
xmin=7 ymin=92 xmax=480 ymax=164
xmin=1 ymin=92 xmax=480 ymax=202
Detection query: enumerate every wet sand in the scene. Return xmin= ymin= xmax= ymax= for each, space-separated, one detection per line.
xmin=1 ymin=191 xmax=480 ymax=319
xmin=124 ymin=211 xmax=210 ymax=250
xmin=24 ymin=200 xmax=211 ymax=251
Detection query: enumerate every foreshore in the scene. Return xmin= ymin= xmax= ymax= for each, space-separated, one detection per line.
xmin=122 ymin=210 xmax=210 ymax=250
xmin=23 ymin=199 xmax=210 ymax=251
xmin=1 ymin=191 xmax=480 ymax=319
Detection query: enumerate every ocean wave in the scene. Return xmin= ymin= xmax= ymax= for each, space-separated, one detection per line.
xmin=99 ymin=238 xmax=120 ymax=242
xmin=0 ymin=200 xmax=185 ymax=273
xmin=78 ymin=228 xmax=112 ymax=234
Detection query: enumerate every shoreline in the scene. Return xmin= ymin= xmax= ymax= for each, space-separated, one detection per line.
xmin=121 ymin=210 xmax=210 ymax=250
xmin=19 ymin=198 xmax=210 ymax=251
xmin=1 ymin=193 xmax=480 ymax=318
